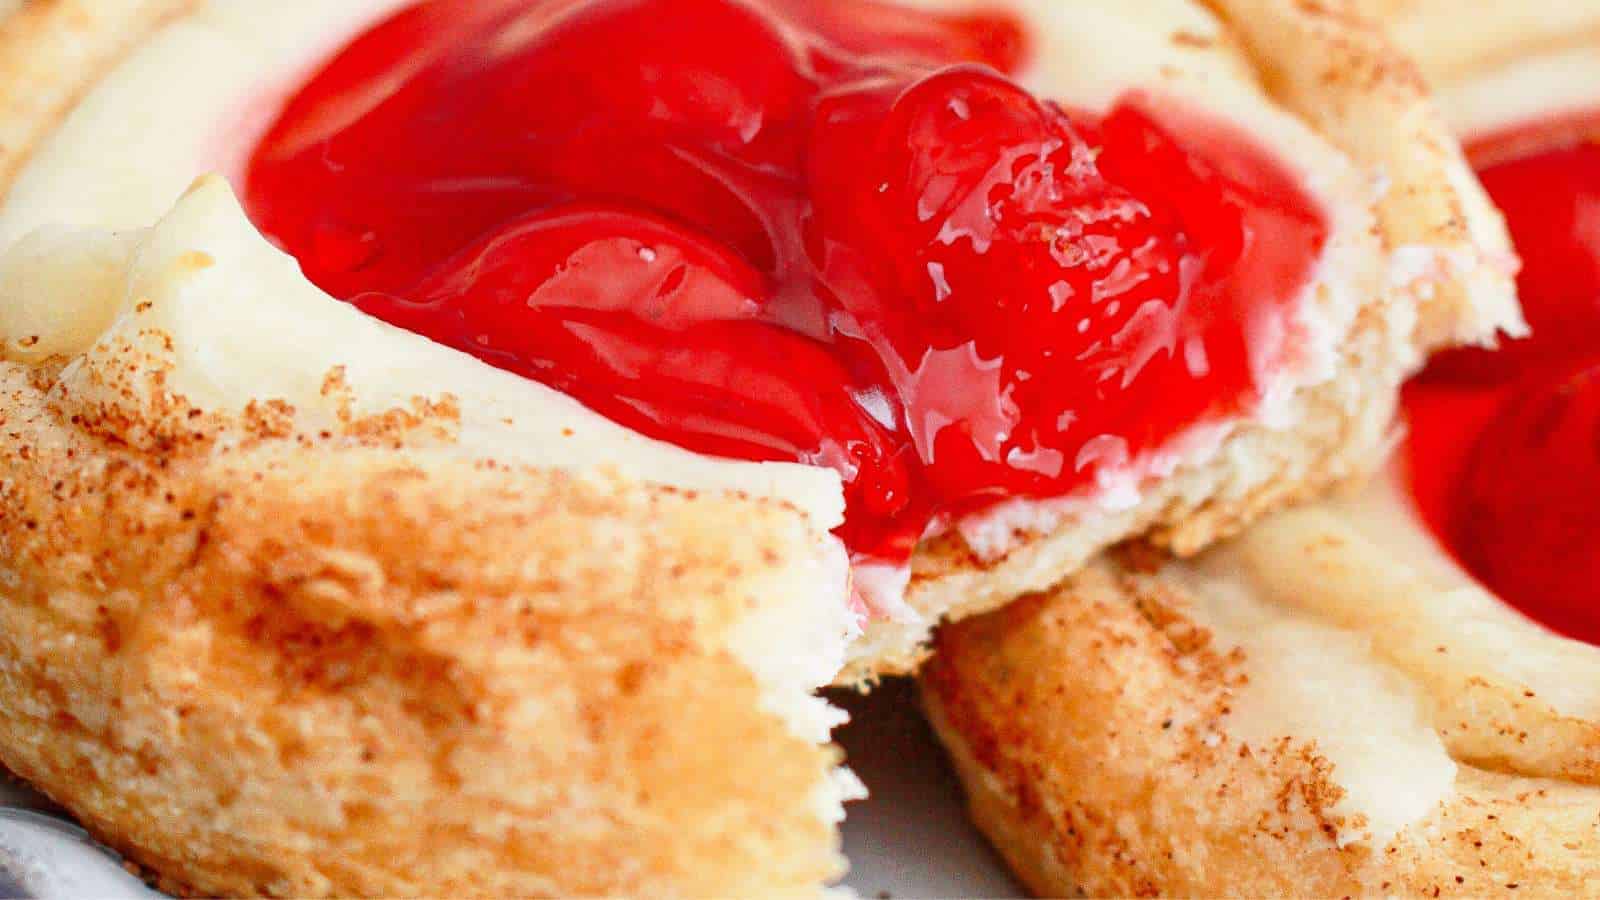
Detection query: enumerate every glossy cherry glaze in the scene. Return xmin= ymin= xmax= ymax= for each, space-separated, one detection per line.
xmin=1404 ymin=110 xmax=1600 ymax=642
xmin=245 ymin=0 xmax=1327 ymax=571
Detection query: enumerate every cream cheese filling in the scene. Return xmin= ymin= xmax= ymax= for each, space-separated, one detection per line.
xmin=0 ymin=0 xmax=1384 ymax=618
xmin=1166 ymin=553 xmax=1457 ymax=849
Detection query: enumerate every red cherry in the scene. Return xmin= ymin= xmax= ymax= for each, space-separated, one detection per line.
xmin=1403 ymin=114 xmax=1600 ymax=644
xmin=1455 ymin=360 xmax=1600 ymax=641
xmin=406 ymin=204 xmax=767 ymax=328
xmin=246 ymin=0 xmax=1326 ymax=564
xmin=810 ymin=68 xmax=1174 ymax=498
xmin=357 ymin=205 xmax=904 ymax=480
xmin=506 ymin=0 xmax=812 ymax=152
xmin=489 ymin=0 xmax=820 ymax=249
xmin=807 ymin=68 xmax=1324 ymax=503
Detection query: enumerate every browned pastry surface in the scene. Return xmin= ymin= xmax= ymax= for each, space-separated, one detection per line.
xmin=0 ymin=359 xmax=846 ymax=896
xmin=922 ymin=567 xmax=1600 ymax=897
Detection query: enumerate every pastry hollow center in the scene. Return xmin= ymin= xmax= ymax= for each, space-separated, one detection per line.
xmin=1405 ymin=109 xmax=1600 ymax=642
xmin=242 ymin=0 xmax=1328 ymax=569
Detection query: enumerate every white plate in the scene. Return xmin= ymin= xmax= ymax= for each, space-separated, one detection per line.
xmin=835 ymin=679 xmax=1023 ymax=898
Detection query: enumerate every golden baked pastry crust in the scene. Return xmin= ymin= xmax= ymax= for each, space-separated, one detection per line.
xmin=921 ymin=567 xmax=1600 ymax=897
xmin=1353 ymin=0 xmax=1600 ymax=85
xmin=0 ymin=357 xmax=846 ymax=897
xmin=0 ymin=0 xmax=1523 ymax=895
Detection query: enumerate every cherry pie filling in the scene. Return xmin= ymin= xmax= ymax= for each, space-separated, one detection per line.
xmin=1405 ymin=110 xmax=1600 ymax=643
xmin=241 ymin=0 xmax=1328 ymax=583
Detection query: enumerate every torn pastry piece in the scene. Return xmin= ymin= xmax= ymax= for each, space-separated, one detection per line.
xmin=922 ymin=3 xmax=1600 ymax=893
xmin=0 ymin=0 xmax=1514 ymax=894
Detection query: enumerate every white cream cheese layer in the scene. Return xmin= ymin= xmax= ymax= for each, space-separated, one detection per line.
xmin=1160 ymin=463 xmax=1600 ymax=847
xmin=1167 ymin=552 xmax=1457 ymax=849
xmin=0 ymin=0 xmax=1378 ymax=608
xmin=1383 ymin=3 xmax=1600 ymax=91
xmin=1207 ymin=467 xmax=1600 ymax=724
xmin=1150 ymin=455 xmax=1600 ymax=850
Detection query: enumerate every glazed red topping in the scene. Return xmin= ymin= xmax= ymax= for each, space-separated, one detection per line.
xmin=245 ymin=0 xmax=1327 ymax=567
xmin=1405 ymin=111 xmax=1600 ymax=642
